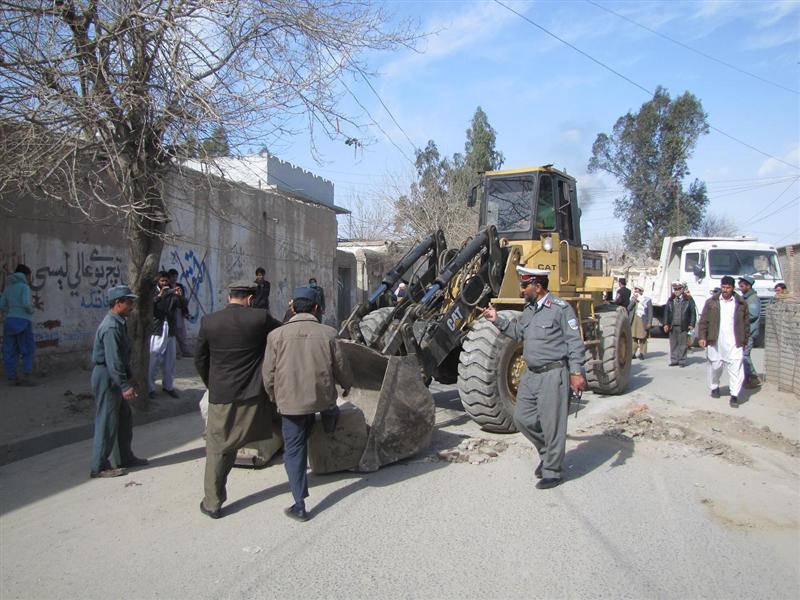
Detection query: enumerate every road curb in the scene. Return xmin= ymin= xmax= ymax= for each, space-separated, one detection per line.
xmin=0 ymin=399 xmax=199 ymax=466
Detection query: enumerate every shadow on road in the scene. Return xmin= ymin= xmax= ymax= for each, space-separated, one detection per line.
xmin=563 ymin=432 xmax=634 ymax=481
xmin=225 ymin=391 xmax=467 ymax=518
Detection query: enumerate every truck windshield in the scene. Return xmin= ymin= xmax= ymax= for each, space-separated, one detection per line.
xmin=484 ymin=177 xmax=534 ymax=233
xmin=708 ymin=249 xmax=781 ymax=280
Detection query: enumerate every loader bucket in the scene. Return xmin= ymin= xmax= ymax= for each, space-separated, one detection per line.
xmin=338 ymin=340 xmax=435 ymax=472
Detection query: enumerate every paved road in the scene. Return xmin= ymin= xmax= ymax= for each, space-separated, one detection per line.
xmin=1 ymin=339 xmax=798 ymax=599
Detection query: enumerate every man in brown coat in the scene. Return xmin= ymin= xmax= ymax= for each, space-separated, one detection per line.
xmin=262 ymin=287 xmax=352 ymax=521
xmin=697 ymin=276 xmax=750 ymax=408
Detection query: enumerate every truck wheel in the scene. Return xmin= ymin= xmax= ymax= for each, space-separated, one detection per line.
xmin=359 ymin=307 xmax=395 ymax=346
xmin=585 ymin=307 xmax=632 ymax=395
xmin=457 ymin=311 xmax=521 ymax=433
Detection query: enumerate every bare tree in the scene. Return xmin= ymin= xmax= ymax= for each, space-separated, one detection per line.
xmin=0 ymin=0 xmax=416 ymax=396
xmin=696 ymin=213 xmax=739 ymax=237
xmin=390 ymin=141 xmax=479 ymax=246
xmin=339 ymin=193 xmax=396 ymax=241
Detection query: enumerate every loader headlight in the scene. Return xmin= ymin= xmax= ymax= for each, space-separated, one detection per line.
xmin=542 ymin=236 xmax=553 ymax=252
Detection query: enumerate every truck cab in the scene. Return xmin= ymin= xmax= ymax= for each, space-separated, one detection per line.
xmin=644 ymin=236 xmax=782 ymax=341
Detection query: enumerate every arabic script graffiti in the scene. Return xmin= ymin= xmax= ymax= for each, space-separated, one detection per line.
xmin=167 ymin=248 xmax=214 ymax=322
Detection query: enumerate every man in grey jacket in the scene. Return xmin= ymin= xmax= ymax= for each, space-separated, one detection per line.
xmin=263 ymin=287 xmax=352 ymax=521
xmin=481 ymin=267 xmax=586 ymax=490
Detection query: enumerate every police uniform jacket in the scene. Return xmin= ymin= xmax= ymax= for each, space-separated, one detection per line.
xmin=195 ymin=304 xmax=281 ymax=404
xmin=92 ymin=311 xmax=133 ymax=392
xmin=262 ymin=312 xmax=353 ymax=416
xmin=741 ymin=288 xmax=761 ymax=333
xmin=494 ymin=293 xmax=586 ymax=374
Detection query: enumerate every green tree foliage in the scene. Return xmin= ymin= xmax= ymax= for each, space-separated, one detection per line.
xmin=201 ymin=127 xmax=231 ymax=158
xmin=588 ymin=87 xmax=710 ymax=258
xmin=394 ymin=107 xmax=504 ymax=243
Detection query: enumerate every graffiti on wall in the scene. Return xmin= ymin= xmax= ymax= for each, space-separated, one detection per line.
xmin=1 ymin=246 xmax=126 ymax=311
xmin=167 ymin=248 xmax=214 ymax=322
xmin=226 ymin=242 xmax=245 ymax=280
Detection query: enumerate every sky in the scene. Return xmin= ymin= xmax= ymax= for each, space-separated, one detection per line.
xmin=272 ymin=0 xmax=800 ymax=249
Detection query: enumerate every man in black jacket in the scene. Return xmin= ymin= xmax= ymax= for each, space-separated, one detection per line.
xmin=195 ymin=280 xmax=282 ymax=519
xmin=663 ymin=281 xmax=697 ymax=367
xmin=253 ymin=267 xmax=271 ymax=310
xmin=148 ymin=271 xmax=182 ymax=398
xmin=614 ymin=277 xmax=631 ymax=309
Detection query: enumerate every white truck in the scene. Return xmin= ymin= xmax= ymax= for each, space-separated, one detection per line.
xmin=639 ymin=236 xmax=783 ymax=342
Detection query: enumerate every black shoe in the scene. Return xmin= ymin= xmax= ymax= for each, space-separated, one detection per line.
xmin=711 ymin=388 xmax=720 ymax=398
xmin=638 ymin=353 xmax=645 ymax=360
xmin=90 ymin=467 xmax=127 ymax=478
xmin=148 ymin=391 xmax=155 ymax=400
xmin=678 ymin=362 xmax=686 ymax=367
xmin=200 ymin=501 xmax=222 ymax=519
xmin=163 ymin=388 xmax=179 ymax=398
xmin=536 ymin=477 xmax=563 ymax=490
xmin=535 ymin=463 xmax=543 ymax=479
xmin=284 ymin=506 xmax=310 ymax=522
xmin=669 ymin=362 xmax=678 ymax=367
xmin=729 ymin=396 xmax=739 ymax=408
xmin=120 ymin=457 xmax=149 ymax=468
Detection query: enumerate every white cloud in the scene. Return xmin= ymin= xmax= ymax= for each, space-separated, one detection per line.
xmin=757 ymin=146 xmax=800 ymax=177
xmin=754 ymin=1 xmax=800 ymax=28
xmin=745 ymin=27 xmax=800 ymax=50
xmin=381 ymin=1 xmax=521 ymax=78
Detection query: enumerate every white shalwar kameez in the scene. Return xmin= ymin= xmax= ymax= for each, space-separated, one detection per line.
xmin=707 ymin=296 xmax=744 ymax=396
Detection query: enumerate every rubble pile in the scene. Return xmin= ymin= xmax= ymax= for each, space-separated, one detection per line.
xmin=436 ymin=438 xmax=509 ymax=464
xmin=595 ymin=404 xmax=751 ymax=465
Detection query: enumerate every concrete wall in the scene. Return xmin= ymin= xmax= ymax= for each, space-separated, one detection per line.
xmin=337 ymin=241 xmax=406 ymax=305
xmin=764 ymin=297 xmax=799 ymax=397
xmin=0 ymin=168 xmax=342 ymax=373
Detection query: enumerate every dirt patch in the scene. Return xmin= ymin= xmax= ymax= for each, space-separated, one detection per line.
xmin=584 ymin=404 xmax=751 ymax=466
xmin=686 ymin=410 xmax=800 ymax=458
xmin=63 ymin=390 xmax=94 ymax=415
xmin=435 ymin=437 xmax=510 ymax=464
xmin=700 ymin=497 xmax=799 ymax=531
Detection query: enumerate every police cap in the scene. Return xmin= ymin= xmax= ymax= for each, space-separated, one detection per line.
xmin=107 ymin=285 xmax=137 ymax=302
xmin=293 ymin=286 xmax=317 ymax=302
xmin=516 ymin=266 xmax=549 ymax=286
xmin=738 ymin=275 xmax=755 ymax=286
xmin=228 ymin=279 xmax=257 ymax=293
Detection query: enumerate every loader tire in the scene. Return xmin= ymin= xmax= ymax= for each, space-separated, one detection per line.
xmin=585 ymin=307 xmax=632 ymax=395
xmin=457 ymin=311 xmax=522 ymax=433
xmin=359 ymin=307 xmax=394 ymax=346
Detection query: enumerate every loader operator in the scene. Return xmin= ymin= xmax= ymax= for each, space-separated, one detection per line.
xmin=481 ymin=267 xmax=586 ymax=489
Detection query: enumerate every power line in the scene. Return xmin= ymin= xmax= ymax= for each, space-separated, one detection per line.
xmin=744 ymin=176 xmax=799 ymax=221
xmin=585 ymin=0 xmax=799 ymax=95
xmin=492 ymin=0 xmax=800 ymax=172
xmin=748 ymin=195 xmax=799 ymax=226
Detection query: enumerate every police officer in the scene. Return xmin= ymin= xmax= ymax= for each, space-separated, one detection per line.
xmin=738 ymin=275 xmax=761 ymax=387
xmin=90 ymin=285 xmax=148 ymax=478
xmin=481 ymin=267 xmax=587 ymax=489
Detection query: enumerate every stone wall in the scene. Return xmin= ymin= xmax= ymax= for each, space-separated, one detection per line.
xmin=0 ymin=168 xmax=342 ymax=373
xmin=764 ymin=296 xmax=799 ymax=397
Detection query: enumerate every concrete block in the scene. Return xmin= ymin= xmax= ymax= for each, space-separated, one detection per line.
xmin=308 ymin=402 xmax=368 ymax=474
xmin=235 ymin=420 xmax=283 ymax=468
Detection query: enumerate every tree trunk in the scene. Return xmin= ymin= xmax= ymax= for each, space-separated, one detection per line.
xmin=125 ymin=177 xmax=167 ymax=410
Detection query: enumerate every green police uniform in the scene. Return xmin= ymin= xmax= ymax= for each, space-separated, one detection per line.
xmin=90 ymin=300 xmax=138 ymax=474
xmin=494 ymin=292 xmax=586 ymax=481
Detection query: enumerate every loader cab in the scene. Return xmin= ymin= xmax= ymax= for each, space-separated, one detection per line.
xmin=476 ymin=167 xmax=581 ymax=245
